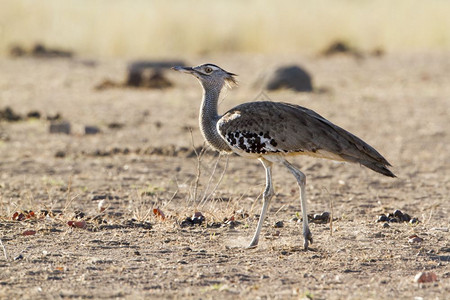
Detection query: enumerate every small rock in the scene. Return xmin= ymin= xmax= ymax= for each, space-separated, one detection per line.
xmin=401 ymin=213 xmax=411 ymax=222
xmin=55 ymin=151 xmax=66 ymax=158
xmin=85 ymin=126 xmax=101 ymax=135
xmin=96 ymin=200 xmax=106 ymax=213
xmin=108 ymin=122 xmax=124 ymax=129
xmin=320 ymin=212 xmax=330 ymax=221
xmin=26 ymin=111 xmax=41 ymax=119
xmin=49 ymin=121 xmax=71 ymax=134
xmin=264 ymin=65 xmax=313 ymax=92
xmin=388 ymin=218 xmax=398 ymax=223
xmin=180 ymin=217 xmax=194 ymax=227
xmin=382 ymin=222 xmax=390 ymax=228
xmin=393 ymin=209 xmax=404 ymax=218
xmin=274 ymin=221 xmax=284 ymax=228
xmin=0 ymin=107 xmax=22 ymax=122
xmin=74 ymin=211 xmax=85 ymax=219
xmin=14 ymin=254 xmax=24 ymax=261
xmin=46 ymin=113 xmax=62 ymax=121
xmin=192 ymin=212 xmax=205 ymax=225
xmin=310 ymin=211 xmax=331 ymax=223
xmin=377 ymin=214 xmax=389 ymax=222
xmin=410 ymin=218 xmax=419 ymax=224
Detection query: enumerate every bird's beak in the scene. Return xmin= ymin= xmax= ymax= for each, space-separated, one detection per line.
xmin=172 ymin=66 xmax=195 ymax=74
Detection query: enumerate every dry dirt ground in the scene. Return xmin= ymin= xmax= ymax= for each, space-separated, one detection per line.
xmin=0 ymin=52 xmax=449 ymax=299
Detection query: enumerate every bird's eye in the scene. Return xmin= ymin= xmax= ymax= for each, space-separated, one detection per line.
xmin=204 ymin=67 xmax=213 ymax=73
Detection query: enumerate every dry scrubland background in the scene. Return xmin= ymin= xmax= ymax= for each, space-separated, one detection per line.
xmin=0 ymin=1 xmax=449 ymax=299
xmin=1 ymin=0 xmax=450 ymax=57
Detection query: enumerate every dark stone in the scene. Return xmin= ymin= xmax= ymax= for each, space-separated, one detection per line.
xmin=322 ymin=41 xmax=352 ymax=55
xmin=55 ymin=151 xmax=66 ymax=158
xmin=125 ymin=60 xmax=185 ymax=89
xmin=377 ymin=214 xmax=388 ymax=222
xmin=410 ymin=218 xmax=419 ymax=224
xmin=26 ymin=111 xmax=41 ymax=119
xmin=14 ymin=254 xmax=24 ymax=261
xmin=126 ymin=70 xmax=143 ymax=87
xmin=46 ymin=113 xmax=62 ymax=121
xmin=393 ymin=209 xmax=404 ymax=218
xmin=31 ymin=43 xmax=73 ymax=58
xmin=274 ymin=221 xmax=284 ymax=228
xmin=320 ymin=212 xmax=330 ymax=221
xmin=401 ymin=213 xmax=411 ymax=222
xmin=49 ymin=121 xmax=71 ymax=134
xmin=0 ymin=107 xmax=22 ymax=122
xmin=265 ymin=65 xmax=313 ymax=92
xmin=74 ymin=211 xmax=85 ymax=219
xmin=85 ymin=126 xmax=101 ymax=135
xmin=9 ymin=45 xmax=26 ymax=57
xmin=180 ymin=217 xmax=194 ymax=227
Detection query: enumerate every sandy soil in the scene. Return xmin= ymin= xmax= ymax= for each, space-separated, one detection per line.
xmin=0 ymin=52 xmax=449 ymax=299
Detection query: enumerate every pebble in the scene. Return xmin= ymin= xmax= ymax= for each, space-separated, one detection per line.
xmin=376 ymin=210 xmax=418 ymax=224
xmin=85 ymin=126 xmax=101 ymax=135
xmin=310 ymin=211 xmax=331 ymax=223
xmin=49 ymin=121 xmax=71 ymax=134
xmin=290 ymin=217 xmax=299 ymax=222
xmin=180 ymin=212 xmax=206 ymax=227
xmin=14 ymin=254 xmax=24 ymax=261
xmin=410 ymin=218 xmax=419 ymax=224
xmin=274 ymin=221 xmax=284 ymax=228
xmin=393 ymin=209 xmax=403 ymax=218
xmin=377 ymin=214 xmax=389 ymax=222
xmin=54 ymin=151 xmax=66 ymax=158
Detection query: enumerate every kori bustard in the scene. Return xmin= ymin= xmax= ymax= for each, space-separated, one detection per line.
xmin=173 ymin=63 xmax=395 ymax=250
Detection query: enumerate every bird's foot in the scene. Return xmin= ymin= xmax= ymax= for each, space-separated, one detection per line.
xmin=247 ymin=239 xmax=259 ymax=249
xmin=303 ymin=228 xmax=313 ymax=250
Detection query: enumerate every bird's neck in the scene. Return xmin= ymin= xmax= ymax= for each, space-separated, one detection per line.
xmin=199 ymin=83 xmax=231 ymax=152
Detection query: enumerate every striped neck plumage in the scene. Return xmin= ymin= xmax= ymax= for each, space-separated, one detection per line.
xmin=198 ymin=82 xmax=230 ymax=152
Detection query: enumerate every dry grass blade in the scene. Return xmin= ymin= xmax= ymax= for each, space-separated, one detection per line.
xmin=0 ymin=239 xmax=7 ymax=261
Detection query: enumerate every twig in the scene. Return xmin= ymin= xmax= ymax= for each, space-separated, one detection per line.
xmin=0 ymin=238 xmax=8 ymax=261
xmin=274 ymin=204 xmax=286 ymax=217
xmin=200 ymin=154 xmax=222 ymax=204
xmin=189 ymin=129 xmax=204 ymax=205
xmin=201 ymin=155 xmax=229 ymax=207
xmin=329 ymin=190 xmax=334 ymax=236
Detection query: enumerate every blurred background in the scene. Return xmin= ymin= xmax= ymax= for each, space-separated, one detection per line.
xmin=1 ymin=0 xmax=450 ymax=58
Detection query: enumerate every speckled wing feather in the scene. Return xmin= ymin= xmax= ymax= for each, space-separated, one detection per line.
xmin=217 ymin=101 xmax=395 ymax=177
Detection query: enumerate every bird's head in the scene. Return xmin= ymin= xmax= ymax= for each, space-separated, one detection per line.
xmin=172 ymin=63 xmax=237 ymax=89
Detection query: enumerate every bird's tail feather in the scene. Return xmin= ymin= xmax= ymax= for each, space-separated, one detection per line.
xmin=360 ymin=160 xmax=396 ymax=178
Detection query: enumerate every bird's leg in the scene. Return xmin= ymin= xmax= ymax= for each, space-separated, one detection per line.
xmin=283 ymin=160 xmax=313 ymax=250
xmin=248 ymin=158 xmax=274 ymax=248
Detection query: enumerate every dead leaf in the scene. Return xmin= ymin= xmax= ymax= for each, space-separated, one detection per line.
xmin=68 ymin=220 xmax=87 ymax=229
xmin=22 ymin=230 xmax=36 ymax=236
xmin=153 ymin=208 xmax=165 ymax=220
xmin=408 ymin=234 xmax=423 ymax=243
xmin=414 ymin=271 xmax=437 ymax=283
xmin=12 ymin=212 xmax=25 ymax=221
